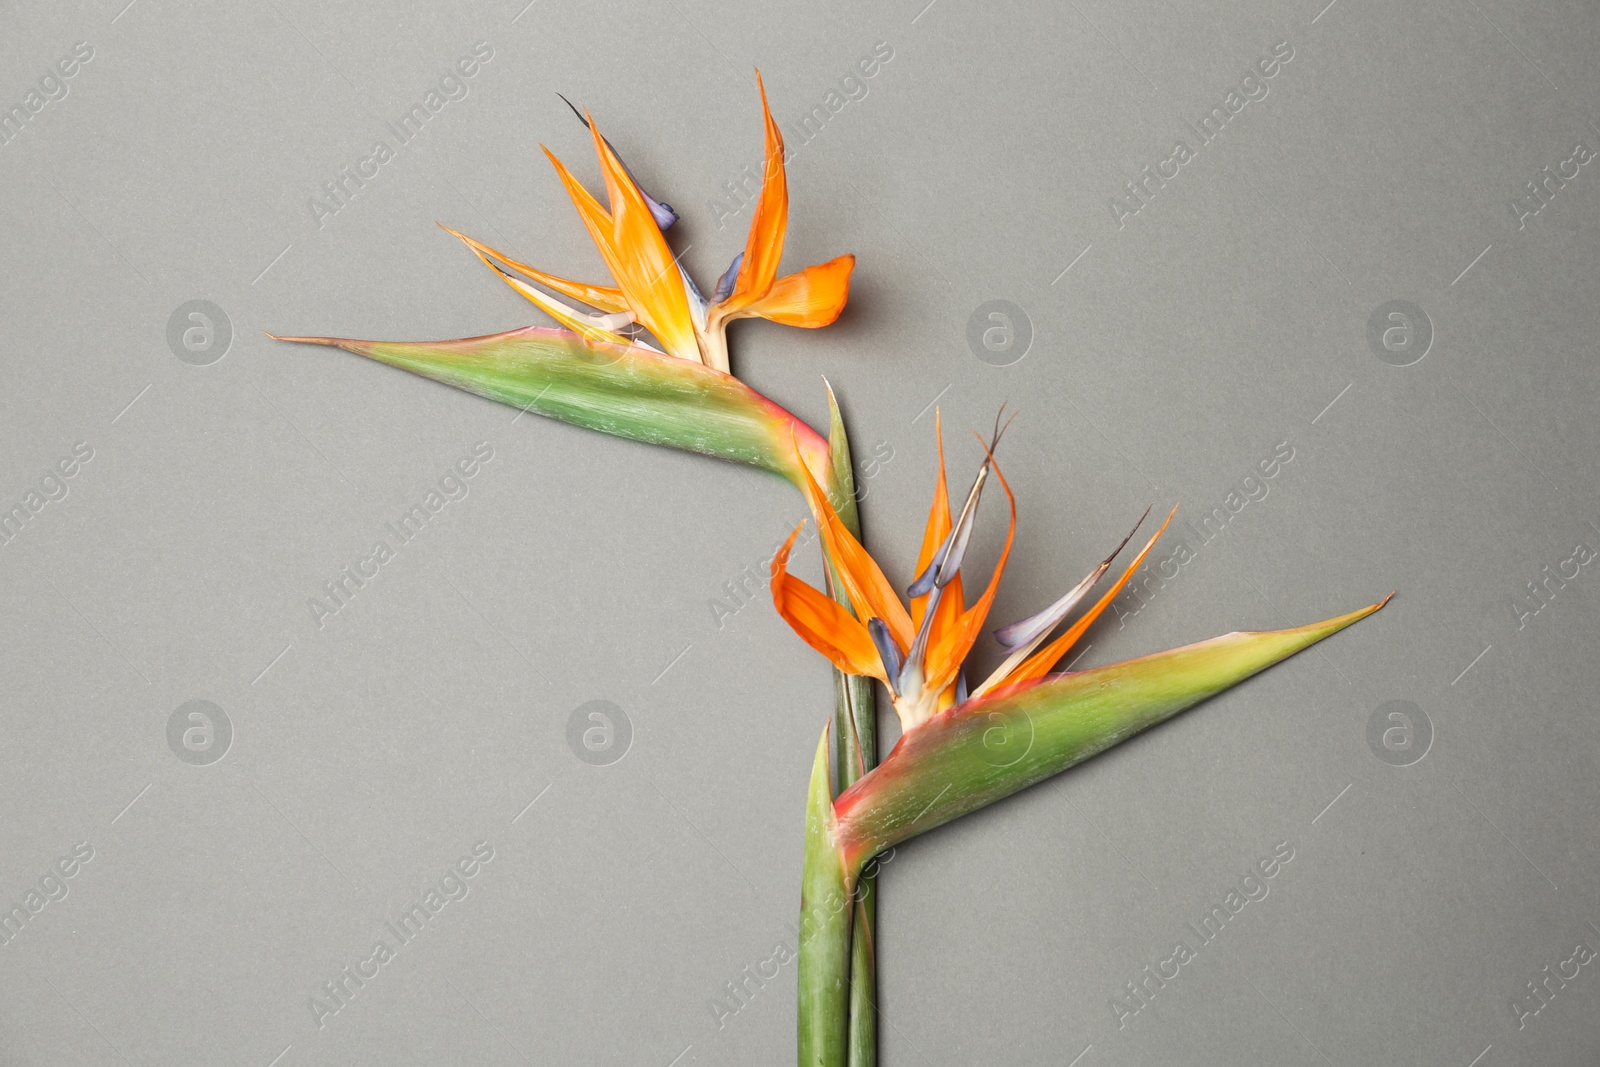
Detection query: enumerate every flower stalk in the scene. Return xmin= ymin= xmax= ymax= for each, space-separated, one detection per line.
xmin=820 ymin=390 xmax=878 ymax=1067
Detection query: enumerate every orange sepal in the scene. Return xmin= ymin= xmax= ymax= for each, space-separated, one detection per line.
xmin=911 ymin=414 xmax=966 ymax=643
xmin=439 ymin=224 xmax=628 ymax=314
xmin=793 ymin=439 xmax=914 ymax=648
xmin=737 ymin=255 xmax=855 ymax=328
xmin=543 ymin=144 xmax=698 ymax=362
xmin=1006 ymin=506 xmax=1178 ymax=686
xmin=727 ymin=72 xmax=788 ymax=309
xmin=543 ymin=144 xmax=615 ymax=237
xmin=770 ymin=524 xmax=887 ymax=683
xmin=923 ymin=447 xmax=1016 ymax=697
xmin=584 ymin=118 xmax=700 ymax=361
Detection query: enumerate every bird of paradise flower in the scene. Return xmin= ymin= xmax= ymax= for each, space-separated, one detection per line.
xmin=270 ymin=78 xmax=1391 ymax=1067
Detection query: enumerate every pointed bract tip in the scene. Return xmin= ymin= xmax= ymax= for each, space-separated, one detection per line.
xmin=265 ymin=332 xmax=339 ymax=346
xmin=822 ymin=376 xmax=846 ymax=418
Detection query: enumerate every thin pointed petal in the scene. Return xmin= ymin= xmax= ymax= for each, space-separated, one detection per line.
xmin=438 ymin=224 xmax=628 ymax=313
xmin=898 ymin=584 xmax=942 ymax=696
xmin=556 ymin=93 xmax=678 ymax=228
xmin=543 ymin=143 xmax=614 ymax=229
xmin=1004 ymin=507 xmax=1178 ymax=687
xmin=543 ymin=144 xmax=700 ymax=362
xmin=911 ymin=411 xmax=953 ymax=622
xmin=585 ymin=117 xmax=701 ymax=361
xmin=910 ymin=413 xmax=966 ymax=649
xmin=992 ymin=507 xmax=1150 ymax=649
xmin=726 ymin=72 xmax=788 ymax=309
xmin=452 ymin=235 xmax=632 ymax=346
xmin=833 ymin=595 xmax=1394 ymax=875
xmin=794 ymin=441 xmax=915 ymax=648
xmin=908 ymin=455 xmax=989 ymax=598
xmin=935 ymin=460 xmax=992 ymax=587
xmin=922 ymin=447 xmax=1016 ymax=697
xmin=490 ymin=267 xmax=631 ymax=345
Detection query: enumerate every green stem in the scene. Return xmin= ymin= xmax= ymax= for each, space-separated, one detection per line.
xmin=817 ymin=385 xmax=877 ymax=1067
xmin=846 ymin=871 xmax=877 ymax=1067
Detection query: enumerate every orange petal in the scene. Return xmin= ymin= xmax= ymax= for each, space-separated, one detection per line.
xmin=544 ymin=144 xmax=699 ymax=362
xmin=1005 ymin=506 xmax=1178 ymax=687
xmin=770 ymin=524 xmax=887 ymax=682
xmin=793 ymin=437 xmax=915 ymax=648
xmin=544 ymin=144 xmax=613 ymax=229
xmin=439 ymin=224 xmax=628 ymax=313
xmin=727 ymin=72 xmax=788 ymax=309
xmin=443 ymin=226 xmax=630 ymax=345
xmin=923 ymin=446 xmax=1016 ymax=697
xmin=911 ymin=413 xmax=965 ymax=641
xmin=734 ymin=255 xmax=854 ymax=328
xmin=586 ymin=116 xmax=701 ymax=362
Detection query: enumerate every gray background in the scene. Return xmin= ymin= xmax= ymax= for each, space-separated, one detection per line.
xmin=1 ymin=0 xmax=1597 ymax=1063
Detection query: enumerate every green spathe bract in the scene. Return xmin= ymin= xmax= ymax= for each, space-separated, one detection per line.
xmin=272 ymin=325 xmax=830 ymax=483
xmin=799 ymin=727 xmax=852 ymax=1067
xmin=830 ymin=597 xmax=1389 ymax=877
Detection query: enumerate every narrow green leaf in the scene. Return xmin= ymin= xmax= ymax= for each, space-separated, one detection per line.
xmin=833 ymin=597 xmax=1390 ymax=875
xmin=799 ymin=726 xmax=852 ymax=1067
xmin=823 ymin=379 xmax=861 ymax=537
xmin=270 ymin=326 xmax=830 ymax=483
